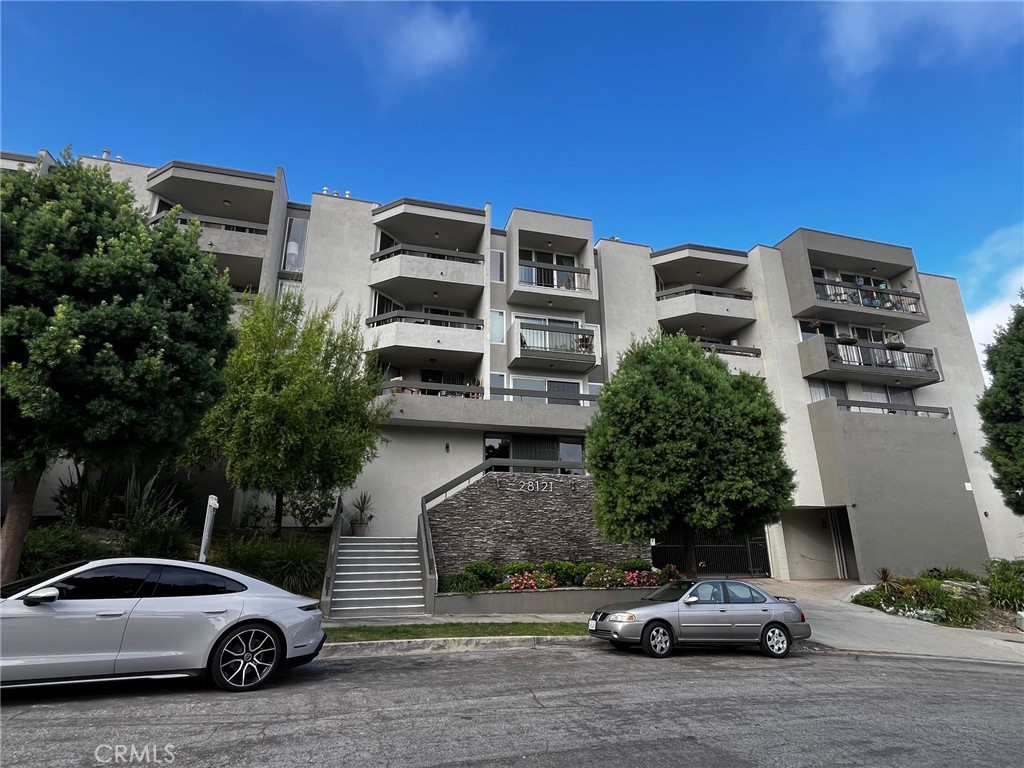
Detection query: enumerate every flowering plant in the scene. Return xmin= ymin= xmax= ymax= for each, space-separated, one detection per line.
xmin=505 ymin=570 xmax=556 ymax=590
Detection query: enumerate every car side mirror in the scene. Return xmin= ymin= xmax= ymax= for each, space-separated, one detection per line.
xmin=682 ymin=595 xmax=699 ymax=605
xmin=23 ymin=587 xmax=59 ymax=607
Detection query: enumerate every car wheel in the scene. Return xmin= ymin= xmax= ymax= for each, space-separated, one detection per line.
xmin=210 ymin=623 xmax=282 ymax=692
xmin=641 ymin=622 xmax=674 ymax=659
xmin=759 ymin=624 xmax=791 ymax=659
xmin=610 ymin=640 xmax=632 ymax=651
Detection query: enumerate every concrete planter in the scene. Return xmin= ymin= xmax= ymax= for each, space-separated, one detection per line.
xmin=433 ymin=587 xmax=654 ymax=615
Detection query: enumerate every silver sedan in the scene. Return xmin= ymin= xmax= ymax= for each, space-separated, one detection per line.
xmin=0 ymin=557 xmax=325 ymax=692
xmin=589 ymin=579 xmax=811 ymax=659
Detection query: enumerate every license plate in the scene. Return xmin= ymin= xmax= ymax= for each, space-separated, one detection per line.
xmin=588 ymin=619 xmax=596 ymax=630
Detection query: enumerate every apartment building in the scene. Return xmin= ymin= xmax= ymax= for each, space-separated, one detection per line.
xmin=4 ymin=149 xmax=1019 ymax=599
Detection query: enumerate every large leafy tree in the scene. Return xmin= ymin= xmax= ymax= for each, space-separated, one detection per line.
xmin=1 ymin=150 xmax=235 ymax=582
xmin=586 ymin=333 xmax=795 ymax=577
xmin=978 ymin=290 xmax=1024 ymax=516
xmin=188 ymin=291 xmax=392 ymax=532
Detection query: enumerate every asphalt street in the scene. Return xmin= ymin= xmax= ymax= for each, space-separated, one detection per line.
xmin=2 ymin=642 xmax=1022 ymax=768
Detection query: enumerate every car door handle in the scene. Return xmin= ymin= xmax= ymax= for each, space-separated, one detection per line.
xmin=203 ymin=609 xmax=227 ymax=615
xmin=96 ymin=611 xmax=124 ymax=618
xmin=719 ymin=609 xmax=727 ymax=613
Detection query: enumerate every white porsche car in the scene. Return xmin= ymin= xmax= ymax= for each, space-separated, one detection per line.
xmin=0 ymin=558 xmax=325 ymax=692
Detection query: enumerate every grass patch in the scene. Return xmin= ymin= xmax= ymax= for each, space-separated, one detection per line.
xmin=325 ymin=622 xmax=588 ymax=643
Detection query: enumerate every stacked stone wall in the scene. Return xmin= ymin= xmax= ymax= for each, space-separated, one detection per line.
xmin=428 ymin=473 xmax=645 ymax=574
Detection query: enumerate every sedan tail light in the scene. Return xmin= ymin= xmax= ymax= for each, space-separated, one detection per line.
xmin=800 ymin=611 xmax=806 ymax=622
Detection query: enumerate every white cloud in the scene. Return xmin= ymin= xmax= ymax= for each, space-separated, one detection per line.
xmin=963 ymin=223 xmax=1024 ymax=376
xmin=328 ymin=3 xmax=481 ymax=93
xmin=820 ymin=1 xmax=1024 ymax=90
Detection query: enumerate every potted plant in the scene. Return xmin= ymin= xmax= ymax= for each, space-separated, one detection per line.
xmin=884 ymin=333 xmax=905 ymax=351
xmin=348 ymin=490 xmax=374 ymax=536
xmin=838 ymin=333 xmax=858 ymax=346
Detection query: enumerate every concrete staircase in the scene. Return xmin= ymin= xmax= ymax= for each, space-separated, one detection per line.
xmin=328 ymin=536 xmax=426 ymax=618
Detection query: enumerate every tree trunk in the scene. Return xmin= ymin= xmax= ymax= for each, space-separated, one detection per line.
xmin=274 ymin=489 xmax=284 ymax=538
xmin=683 ymin=523 xmax=699 ymax=579
xmin=0 ymin=473 xmax=41 ymax=585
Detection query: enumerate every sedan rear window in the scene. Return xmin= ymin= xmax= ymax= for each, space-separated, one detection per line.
xmin=642 ymin=581 xmax=695 ymax=602
xmin=150 ymin=566 xmax=246 ymax=597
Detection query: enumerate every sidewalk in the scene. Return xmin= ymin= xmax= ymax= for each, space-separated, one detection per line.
xmin=320 ymin=579 xmax=1024 ymax=664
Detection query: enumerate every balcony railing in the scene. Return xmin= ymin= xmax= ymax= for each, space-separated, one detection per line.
xmin=491 ymin=386 xmax=598 ymax=407
xmin=657 ymin=284 xmax=752 ymax=302
xmin=698 ymin=341 xmax=761 ymax=358
xmin=518 ymin=323 xmax=596 ymax=355
xmin=813 ymin=279 xmax=923 ymax=315
xmin=382 ymin=380 xmax=485 ymax=398
xmin=370 ymin=244 xmax=484 ymax=265
xmin=365 ymin=311 xmax=484 ymax=330
xmin=517 ymin=262 xmax=592 ymax=292
xmin=836 ymin=399 xmax=949 ymax=418
xmin=823 ymin=339 xmax=937 ymax=375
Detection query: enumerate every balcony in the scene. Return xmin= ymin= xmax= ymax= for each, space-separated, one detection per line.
xmin=835 ymin=399 xmax=949 ymax=417
xmin=366 ymin=311 xmax=485 ymax=369
xmin=805 ymin=279 xmax=928 ymax=331
xmin=147 ymin=160 xmax=275 ymax=223
xmin=656 ymin=284 xmax=756 ymax=338
xmin=508 ymin=262 xmax=597 ymax=310
xmin=798 ymin=335 xmax=940 ymax=387
xmin=698 ymin=341 xmax=765 ymax=377
xmin=507 ymin=321 xmax=598 ymax=373
xmin=369 ymin=244 xmax=485 ymax=307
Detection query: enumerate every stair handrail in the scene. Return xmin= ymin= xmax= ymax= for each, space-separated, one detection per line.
xmin=418 ymin=459 xmax=587 ymax=582
xmin=320 ymin=496 xmax=346 ymax=610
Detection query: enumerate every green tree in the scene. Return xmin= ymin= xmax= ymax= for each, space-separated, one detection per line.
xmin=188 ymin=291 xmax=391 ymax=532
xmin=1 ymin=149 xmax=235 ymax=583
xmin=978 ymin=290 xmax=1024 ymax=516
xmin=585 ymin=333 xmax=795 ymax=577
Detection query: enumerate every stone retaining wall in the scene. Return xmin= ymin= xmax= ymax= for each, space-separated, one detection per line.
xmin=428 ymin=473 xmax=646 ymax=574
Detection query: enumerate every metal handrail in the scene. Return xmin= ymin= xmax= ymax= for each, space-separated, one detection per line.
xmin=822 ymin=338 xmax=937 ymax=374
xmin=834 ymin=399 xmax=949 ymax=417
xmin=370 ymin=243 xmax=484 ymax=263
xmin=320 ymin=497 xmax=346 ymax=609
xmin=365 ymin=310 xmax=485 ymax=329
xmin=383 ymin=381 xmax=485 ymax=398
xmin=656 ymin=284 xmax=753 ymax=301
xmin=698 ymin=341 xmax=762 ymax=358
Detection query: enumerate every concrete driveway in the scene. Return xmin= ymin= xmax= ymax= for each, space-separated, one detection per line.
xmin=758 ymin=578 xmax=1024 ymax=664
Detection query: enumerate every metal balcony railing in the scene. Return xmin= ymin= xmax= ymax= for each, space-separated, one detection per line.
xmin=370 ymin=243 xmax=484 ymax=264
xmin=813 ymin=279 xmax=923 ymax=315
xmin=517 ymin=322 xmax=596 ymax=355
xmin=517 ymin=262 xmax=592 ymax=292
xmin=697 ymin=341 xmax=762 ymax=358
xmin=656 ymin=284 xmax=752 ymax=301
xmin=836 ymin=399 xmax=949 ymax=417
xmin=365 ymin=311 xmax=484 ymax=330
xmin=823 ymin=339 xmax=937 ymax=375
xmin=490 ymin=386 xmax=598 ymax=407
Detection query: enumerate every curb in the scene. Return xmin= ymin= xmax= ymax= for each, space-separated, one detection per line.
xmin=319 ymin=635 xmax=595 ymax=659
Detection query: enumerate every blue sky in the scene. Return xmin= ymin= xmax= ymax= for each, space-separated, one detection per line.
xmin=2 ymin=1 xmax=1022 ymax=360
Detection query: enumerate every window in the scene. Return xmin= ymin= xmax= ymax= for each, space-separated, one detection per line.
xmin=519 ymin=249 xmax=577 ymax=288
xmin=281 ymin=217 xmax=308 ymax=272
xmin=485 ymin=433 xmax=511 ymax=466
xmin=809 ymin=379 xmax=848 ymax=402
xmin=489 ymin=372 xmax=506 ymax=401
xmin=861 ymin=384 xmax=916 ymax=413
xmin=511 ymin=376 xmax=547 ymax=404
xmin=725 ymin=582 xmax=766 ymax=604
xmin=516 ymin=315 xmax=580 ymax=352
xmin=151 ymin=566 xmax=246 ymax=598
xmin=423 ymin=306 xmax=466 ymax=327
xmin=53 ymin=565 xmax=153 ymax=601
xmin=558 ymin=438 xmax=584 ymax=474
xmin=799 ymin=320 xmax=836 ymax=341
xmin=692 ymin=582 xmax=723 ymax=604
xmin=588 ymin=382 xmax=603 ymax=408
xmin=490 ymin=250 xmax=505 ymax=282
xmin=548 ymin=379 xmax=581 ymax=406
xmin=373 ymin=291 xmax=403 ymax=317
xmin=490 ymin=310 xmax=505 ymax=344
xmin=277 ymin=279 xmax=302 ymax=297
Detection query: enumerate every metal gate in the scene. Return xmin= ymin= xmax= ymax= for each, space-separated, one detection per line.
xmin=651 ymin=532 xmax=770 ymax=577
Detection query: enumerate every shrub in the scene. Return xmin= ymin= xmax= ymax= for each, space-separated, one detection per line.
xmin=501 ymin=561 xmax=536 ymax=578
xmin=18 ymin=523 xmax=107 ymax=578
xmin=53 ymin=465 xmax=125 ymax=528
xmin=506 ymin=571 xmax=556 ymax=590
xmin=985 ymin=558 xmax=1024 ymax=610
xmin=583 ymin=566 xmax=629 ymax=588
xmin=615 ymin=558 xmax=652 ymax=572
xmin=122 ymin=510 xmax=194 ymax=559
xmin=920 ymin=566 xmax=982 ymax=583
xmin=438 ymin=573 xmax=486 ymax=595
xmin=285 ymin=489 xmax=337 ymax=531
xmin=624 ymin=570 xmax=659 ymax=588
xmin=654 ymin=564 xmax=683 ymax=584
xmin=241 ymin=501 xmax=273 ymax=529
xmin=265 ymin=533 xmax=326 ymax=595
xmin=215 ymin=531 xmax=274 ymax=578
xmin=852 ymin=587 xmax=884 ymax=608
xmin=114 ymin=466 xmax=188 ymax=532
xmin=464 ymin=561 xmax=501 ymax=588
xmin=542 ymin=560 xmax=591 ymax=587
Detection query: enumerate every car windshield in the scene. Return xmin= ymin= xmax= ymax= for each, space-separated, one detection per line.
xmin=0 ymin=561 xmax=88 ymax=599
xmin=642 ymin=581 xmax=696 ymax=602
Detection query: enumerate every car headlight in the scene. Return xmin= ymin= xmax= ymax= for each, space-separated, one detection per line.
xmin=607 ymin=612 xmax=636 ymax=622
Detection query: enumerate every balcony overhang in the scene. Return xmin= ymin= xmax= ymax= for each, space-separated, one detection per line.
xmin=148 ymin=161 xmax=275 ymax=223
xmin=651 ymin=245 xmax=747 ymax=286
xmin=373 ymin=199 xmax=486 ymax=253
